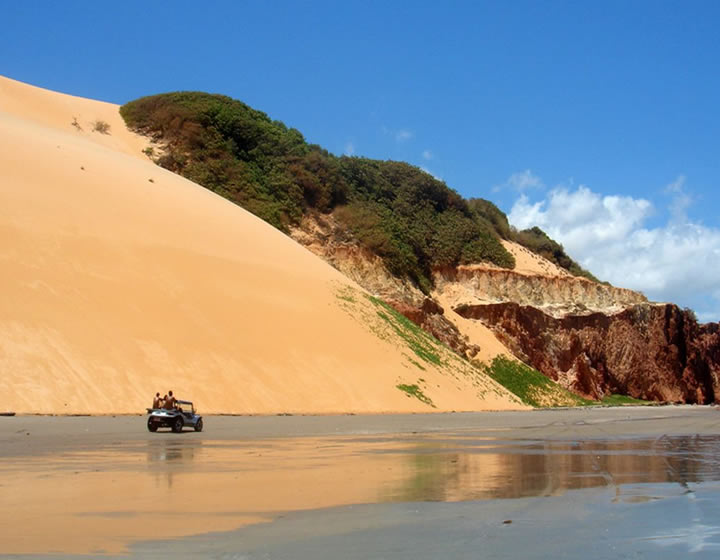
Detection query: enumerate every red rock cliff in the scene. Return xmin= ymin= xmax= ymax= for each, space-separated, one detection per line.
xmin=455 ymin=302 xmax=720 ymax=403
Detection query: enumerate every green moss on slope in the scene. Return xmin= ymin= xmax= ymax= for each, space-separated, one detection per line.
xmin=368 ymin=296 xmax=443 ymax=366
xmin=483 ymin=356 xmax=591 ymax=407
xmin=396 ymin=383 xmax=436 ymax=407
xmin=599 ymin=394 xmax=650 ymax=406
xmin=333 ymin=284 xmax=525 ymax=409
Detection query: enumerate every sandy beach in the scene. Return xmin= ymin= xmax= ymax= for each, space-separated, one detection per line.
xmin=2 ymin=405 xmax=719 ymax=457
xmin=2 ymin=407 xmax=719 ymax=558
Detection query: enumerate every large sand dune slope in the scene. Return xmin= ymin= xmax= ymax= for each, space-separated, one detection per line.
xmin=0 ymin=76 xmax=524 ymax=414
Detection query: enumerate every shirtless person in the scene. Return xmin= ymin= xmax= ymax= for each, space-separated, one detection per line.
xmin=164 ymin=390 xmax=177 ymax=410
xmin=152 ymin=392 xmax=162 ymax=409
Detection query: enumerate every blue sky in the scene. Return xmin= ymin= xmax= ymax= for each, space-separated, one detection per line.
xmin=3 ymin=1 xmax=719 ymax=320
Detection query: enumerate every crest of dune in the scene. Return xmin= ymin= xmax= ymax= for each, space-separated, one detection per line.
xmin=0 ymin=76 xmax=525 ymax=414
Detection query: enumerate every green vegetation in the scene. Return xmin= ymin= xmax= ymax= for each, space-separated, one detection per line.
xmin=334 ymin=284 xmax=524 ymax=408
xmin=368 ymin=295 xmax=442 ymax=366
xmin=334 ymin=284 xmax=447 ymax=369
xmin=92 ymin=119 xmax=111 ymax=134
xmin=120 ymin=92 xmax=515 ymax=292
xmin=483 ymin=356 xmax=591 ymax=407
xmin=599 ymin=394 xmax=649 ymax=406
xmin=484 ymin=356 xmax=652 ymax=408
xmin=396 ymin=383 xmax=435 ymax=407
xmin=468 ymin=198 xmax=513 ymax=240
xmin=335 ymin=289 xmax=356 ymax=304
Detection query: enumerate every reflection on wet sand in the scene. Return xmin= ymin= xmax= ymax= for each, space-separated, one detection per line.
xmin=2 ymin=433 xmax=720 ymax=555
xmin=146 ymin=439 xmax=199 ymax=489
xmin=388 ymin=435 xmax=720 ymax=503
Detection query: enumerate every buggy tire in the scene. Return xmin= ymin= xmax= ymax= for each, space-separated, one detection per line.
xmin=172 ymin=417 xmax=184 ymax=433
xmin=147 ymin=418 xmax=158 ymax=432
xmin=194 ymin=418 xmax=203 ymax=432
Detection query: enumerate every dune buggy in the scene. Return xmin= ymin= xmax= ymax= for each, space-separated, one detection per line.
xmin=147 ymin=400 xmax=203 ymax=433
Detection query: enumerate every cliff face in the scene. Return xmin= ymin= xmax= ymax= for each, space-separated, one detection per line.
xmin=290 ymin=214 xmax=480 ymax=358
xmin=291 ymin=213 xmax=720 ymax=404
xmin=456 ymin=302 xmax=720 ymax=403
xmin=434 ymin=266 xmax=647 ymax=317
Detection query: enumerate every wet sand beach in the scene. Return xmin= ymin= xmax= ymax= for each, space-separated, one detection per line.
xmin=1 ymin=406 xmax=720 ymax=558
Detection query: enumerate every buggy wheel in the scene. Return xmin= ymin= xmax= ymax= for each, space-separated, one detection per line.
xmin=172 ymin=417 xmax=184 ymax=433
xmin=194 ymin=418 xmax=203 ymax=432
xmin=147 ymin=418 xmax=158 ymax=432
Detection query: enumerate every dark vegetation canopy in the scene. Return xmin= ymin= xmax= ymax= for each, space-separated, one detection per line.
xmin=120 ymin=92 xmax=594 ymax=290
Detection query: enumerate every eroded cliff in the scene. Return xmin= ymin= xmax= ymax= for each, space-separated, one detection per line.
xmin=292 ymin=213 xmax=720 ymax=405
xmin=456 ymin=302 xmax=720 ymax=403
xmin=290 ymin=214 xmax=481 ymax=358
xmin=434 ymin=266 xmax=646 ymax=317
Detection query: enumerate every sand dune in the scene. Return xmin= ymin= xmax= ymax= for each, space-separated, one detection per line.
xmin=502 ymin=239 xmax=571 ymax=277
xmin=0 ymin=76 xmax=150 ymax=159
xmin=0 ymin=76 xmax=524 ymax=414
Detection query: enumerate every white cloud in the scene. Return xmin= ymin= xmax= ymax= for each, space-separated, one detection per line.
xmin=508 ymin=179 xmax=720 ymax=322
xmin=493 ymin=169 xmax=544 ymax=193
xmin=344 ymin=141 xmax=355 ymax=156
xmin=395 ymin=129 xmax=413 ymax=143
xmin=494 ymin=169 xmax=544 ymax=193
xmin=381 ymin=125 xmax=415 ymax=143
xmin=664 ymin=175 xmax=693 ymax=223
xmin=665 ymin=175 xmax=686 ymax=194
xmin=509 ymin=169 xmax=544 ymax=190
xmin=422 ymin=150 xmax=433 ymax=160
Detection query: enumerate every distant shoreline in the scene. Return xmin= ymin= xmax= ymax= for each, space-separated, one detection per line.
xmin=0 ymin=399 xmax=682 ymax=418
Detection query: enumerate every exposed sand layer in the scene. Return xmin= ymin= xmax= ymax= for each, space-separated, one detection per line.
xmin=453 ymin=240 xmax=571 ymax=278
xmin=429 ymin=241 xmax=597 ymax=355
xmin=0 ymin=75 xmax=523 ymax=414
xmin=502 ymin=239 xmax=571 ymax=277
xmin=433 ymin=291 xmax=513 ymax=363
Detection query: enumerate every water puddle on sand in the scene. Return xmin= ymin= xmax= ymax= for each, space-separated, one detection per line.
xmin=2 ymin=433 xmax=720 ymax=555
